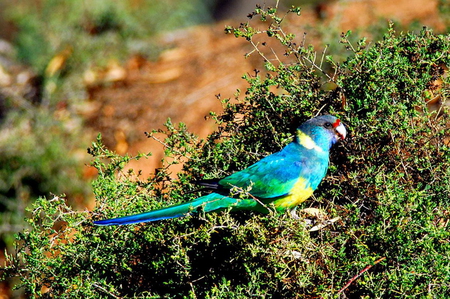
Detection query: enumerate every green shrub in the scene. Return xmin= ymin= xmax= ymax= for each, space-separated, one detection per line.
xmin=0 ymin=104 xmax=90 ymax=250
xmin=2 ymin=6 xmax=450 ymax=298
xmin=0 ymin=0 xmax=213 ymax=272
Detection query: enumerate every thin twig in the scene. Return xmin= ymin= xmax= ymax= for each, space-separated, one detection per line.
xmin=319 ymin=44 xmax=329 ymax=69
xmin=337 ymin=257 xmax=386 ymax=294
xmin=146 ymin=132 xmax=201 ymax=162
xmin=93 ymin=283 xmax=121 ymax=298
xmin=250 ymin=39 xmax=271 ymax=63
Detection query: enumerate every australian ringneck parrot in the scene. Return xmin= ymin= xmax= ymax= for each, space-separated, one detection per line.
xmin=94 ymin=115 xmax=346 ymax=226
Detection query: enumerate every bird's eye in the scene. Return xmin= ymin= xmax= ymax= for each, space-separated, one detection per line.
xmin=324 ymin=122 xmax=332 ymax=128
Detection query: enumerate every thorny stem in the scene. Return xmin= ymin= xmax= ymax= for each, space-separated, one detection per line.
xmin=145 ymin=132 xmax=201 ymax=162
xmin=337 ymin=257 xmax=386 ymax=294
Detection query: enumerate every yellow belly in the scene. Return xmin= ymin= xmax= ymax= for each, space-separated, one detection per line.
xmin=272 ymin=177 xmax=314 ymax=210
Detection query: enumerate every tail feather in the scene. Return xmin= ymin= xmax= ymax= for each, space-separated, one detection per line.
xmin=195 ymin=179 xmax=229 ymax=194
xmin=195 ymin=178 xmax=220 ymax=188
xmin=93 ymin=193 xmax=252 ymax=226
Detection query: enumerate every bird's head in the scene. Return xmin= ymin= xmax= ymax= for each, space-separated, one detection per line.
xmin=296 ymin=115 xmax=347 ymax=151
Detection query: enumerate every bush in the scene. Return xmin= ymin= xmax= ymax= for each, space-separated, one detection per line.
xmin=0 ymin=102 xmax=91 ymax=252
xmin=2 ymin=6 xmax=450 ymax=298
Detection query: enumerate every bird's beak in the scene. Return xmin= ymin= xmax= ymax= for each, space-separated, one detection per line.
xmin=333 ymin=119 xmax=347 ymax=140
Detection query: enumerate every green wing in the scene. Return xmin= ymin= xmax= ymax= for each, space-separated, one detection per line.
xmin=219 ymin=144 xmax=308 ymax=199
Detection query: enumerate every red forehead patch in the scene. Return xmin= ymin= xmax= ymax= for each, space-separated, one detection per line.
xmin=332 ymin=119 xmax=341 ymax=128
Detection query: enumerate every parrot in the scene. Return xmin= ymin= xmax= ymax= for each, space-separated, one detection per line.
xmin=94 ymin=114 xmax=346 ymax=226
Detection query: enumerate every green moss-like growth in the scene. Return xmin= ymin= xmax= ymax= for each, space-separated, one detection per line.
xmin=2 ymin=6 xmax=449 ymax=298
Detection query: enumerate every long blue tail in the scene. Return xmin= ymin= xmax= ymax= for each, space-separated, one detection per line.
xmin=93 ymin=193 xmax=254 ymax=226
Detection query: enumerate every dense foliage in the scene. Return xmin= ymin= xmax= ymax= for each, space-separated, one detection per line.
xmin=2 ymin=6 xmax=450 ymax=298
